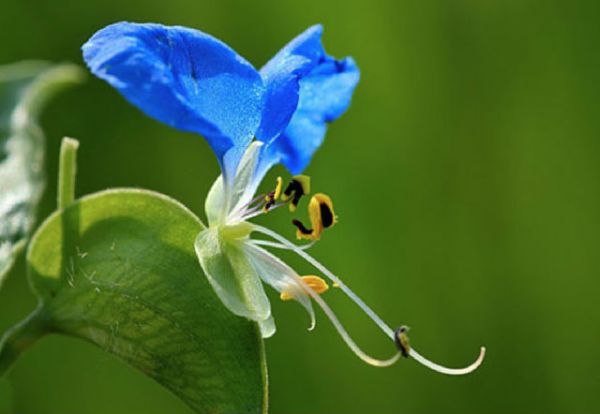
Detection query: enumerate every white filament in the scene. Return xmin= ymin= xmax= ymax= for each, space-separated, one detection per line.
xmin=251 ymin=239 xmax=316 ymax=251
xmin=250 ymin=224 xmax=485 ymax=375
xmin=409 ymin=347 xmax=486 ymax=375
xmin=249 ymin=244 xmax=401 ymax=367
xmin=238 ymin=201 xmax=287 ymax=222
xmin=252 ymin=224 xmax=395 ymax=338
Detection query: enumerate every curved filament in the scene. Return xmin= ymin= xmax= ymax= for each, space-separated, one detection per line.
xmin=306 ymin=282 xmax=402 ymax=367
xmin=251 ymin=224 xmax=395 ymax=338
xmin=409 ymin=347 xmax=486 ymax=375
xmin=250 ymin=244 xmax=401 ymax=367
xmin=251 ymin=224 xmax=486 ymax=375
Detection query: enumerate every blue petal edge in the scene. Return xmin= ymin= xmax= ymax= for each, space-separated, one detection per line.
xmin=256 ymin=24 xmax=324 ymax=146
xmin=258 ymin=45 xmax=360 ymax=174
xmin=82 ymin=22 xmax=265 ymax=171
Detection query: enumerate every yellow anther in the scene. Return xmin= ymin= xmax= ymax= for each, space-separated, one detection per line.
xmin=310 ymin=193 xmax=337 ymax=235
xmin=292 ymin=193 xmax=337 ymax=241
xmin=280 ymin=275 xmax=329 ymax=301
xmin=274 ymin=176 xmax=283 ymax=200
xmin=263 ymin=176 xmax=283 ymax=212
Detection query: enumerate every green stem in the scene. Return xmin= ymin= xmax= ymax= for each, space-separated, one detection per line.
xmin=57 ymin=137 xmax=79 ymax=209
xmin=0 ymin=308 xmax=48 ymax=377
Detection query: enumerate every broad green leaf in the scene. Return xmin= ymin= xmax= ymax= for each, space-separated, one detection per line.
xmin=0 ymin=61 xmax=84 ymax=285
xmin=0 ymin=189 xmax=267 ymax=414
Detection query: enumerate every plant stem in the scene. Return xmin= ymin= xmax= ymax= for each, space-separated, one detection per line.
xmin=57 ymin=137 xmax=79 ymax=210
xmin=0 ymin=308 xmax=48 ymax=377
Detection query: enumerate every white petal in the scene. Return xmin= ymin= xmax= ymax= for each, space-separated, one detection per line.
xmin=195 ymin=227 xmax=271 ymax=322
xmin=258 ymin=314 xmax=277 ymax=338
xmin=244 ymin=242 xmax=316 ymax=331
xmin=205 ymin=174 xmax=225 ymax=226
xmin=205 ymin=141 xmax=263 ymax=226
xmin=227 ymin=141 xmax=263 ymax=217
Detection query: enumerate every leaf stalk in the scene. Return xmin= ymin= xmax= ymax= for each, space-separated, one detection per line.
xmin=0 ymin=307 xmax=48 ymax=377
xmin=57 ymin=137 xmax=79 ymax=209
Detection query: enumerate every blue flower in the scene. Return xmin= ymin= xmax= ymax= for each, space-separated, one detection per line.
xmin=83 ymin=22 xmax=484 ymax=374
xmin=82 ymin=22 xmax=358 ymax=181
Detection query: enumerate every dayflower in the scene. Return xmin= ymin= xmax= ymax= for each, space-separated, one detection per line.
xmin=82 ymin=22 xmax=485 ymax=373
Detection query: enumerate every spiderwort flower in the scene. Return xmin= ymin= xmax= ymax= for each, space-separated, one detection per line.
xmin=82 ymin=22 xmax=485 ymax=373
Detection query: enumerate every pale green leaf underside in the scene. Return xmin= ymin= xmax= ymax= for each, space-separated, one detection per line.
xmin=0 ymin=61 xmax=84 ymax=285
xmin=25 ymin=189 xmax=267 ymax=414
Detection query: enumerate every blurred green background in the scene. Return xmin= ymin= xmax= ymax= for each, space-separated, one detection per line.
xmin=1 ymin=0 xmax=600 ymax=413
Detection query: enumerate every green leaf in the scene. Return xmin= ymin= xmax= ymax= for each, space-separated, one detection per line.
xmin=1 ymin=189 xmax=267 ymax=414
xmin=0 ymin=61 xmax=84 ymax=286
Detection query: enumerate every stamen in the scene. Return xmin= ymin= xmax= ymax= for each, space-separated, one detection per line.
xmin=303 ymin=279 xmax=401 ymax=367
xmin=253 ymin=224 xmax=393 ymax=335
xmin=313 ymin=194 xmax=336 ymax=229
xmin=292 ymin=219 xmax=314 ymax=239
xmin=394 ymin=325 xmax=411 ymax=358
xmin=273 ymin=176 xmax=283 ymax=200
xmin=247 ymin=193 xmax=267 ymax=210
xmin=251 ymin=224 xmax=486 ymax=375
xmin=281 ymin=175 xmax=311 ymax=212
xmin=230 ymin=175 xmax=314 ymax=224
xmin=228 ymin=176 xmax=283 ymax=223
xmin=228 ymin=193 xmax=267 ymax=222
xmin=250 ymin=244 xmax=401 ymax=367
xmin=231 ymin=177 xmax=289 ymax=223
xmin=241 ymin=202 xmax=287 ymax=222
xmin=281 ymin=275 xmax=329 ymax=301
xmin=291 ymin=193 xmax=337 ymax=241
xmin=263 ymin=176 xmax=283 ymax=212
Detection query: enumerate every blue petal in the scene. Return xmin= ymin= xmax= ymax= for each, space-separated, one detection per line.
xmin=82 ymin=22 xmax=264 ymax=170
xmin=261 ymin=57 xmax=360 ymax=175
xmin=256 ymin=25 xmax=360 ymax=175
xmin=256 ymin=25 xmax=324 ymax=145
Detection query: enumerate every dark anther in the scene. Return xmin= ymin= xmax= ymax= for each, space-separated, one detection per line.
xmin=292 ymin=219 xmax=313 ymax=236
xmin=282 ymin=175 xmax=310 ymax=211
xmin=264 ymin=191 xmax=276 ymax=211
xmin=394 ymin=325 xmax=411 ymax=358
xmin=319 ymin=201 xmax=334 ymax=228
xmin=283 ymin=179 xmax=304 ymax=199
xmin=291 ymin=191 xmax=303 ymax=209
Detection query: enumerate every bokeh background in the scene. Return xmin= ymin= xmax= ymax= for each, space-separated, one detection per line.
xmin=1 ymin=0 xmax=600 ymax=413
